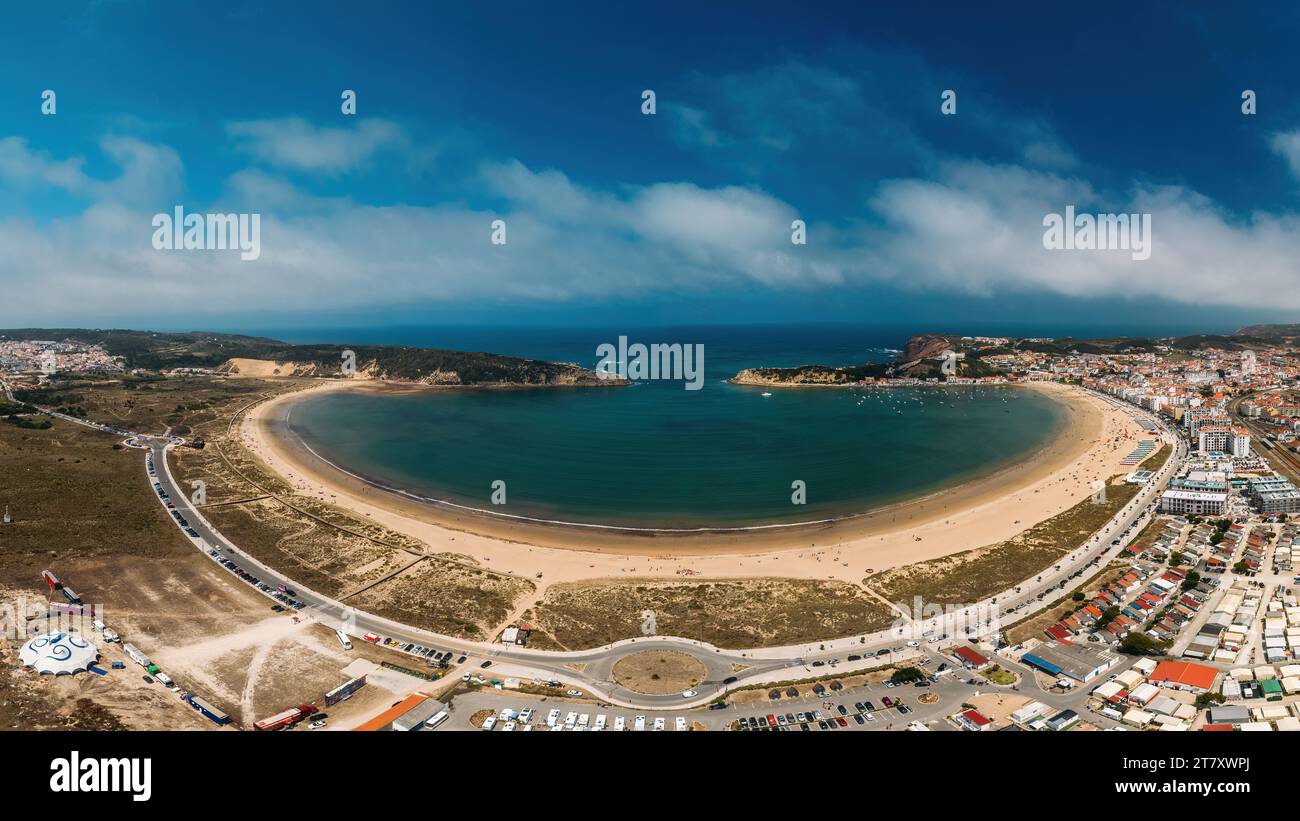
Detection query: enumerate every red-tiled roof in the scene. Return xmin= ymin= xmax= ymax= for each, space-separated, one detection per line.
xmin=952 ymin=646 xmax=989 ymax=666
xmin=960 ymin=709 xmax=991 ymax=727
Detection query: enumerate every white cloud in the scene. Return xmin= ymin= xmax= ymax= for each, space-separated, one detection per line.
xmin=6 ymin=121 xmax=1300 ymax=326
xmin=862 ymin=159 xmax=1300 ymax=310
xmin=0 ymin=137 xmax=89 ymax=190
xmin=1270 ymin=129 xmax=1300 ymax=180
xmin=0 ymin=151 xmax=839 ymax=324
xmin=226 ymin=117 xmax=407 ymax=173
xmin=0 ymin=135 xmax=182 ymax=206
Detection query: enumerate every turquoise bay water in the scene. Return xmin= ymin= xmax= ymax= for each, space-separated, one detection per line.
xmin=289 ymin=378 xmax=1065 ymax=529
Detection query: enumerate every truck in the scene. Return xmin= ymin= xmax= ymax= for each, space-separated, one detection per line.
xmin=183 ymin=693 xmax=230 ymax=726
xmin=122 ymin=643 xmax=151 ymax=668
xmin=60 ymin=586 xmax=82 ymax=605
xmin=253 ymin=704 xmax=317 ymax=732
xmin=323 ymin=675 xmax=366 ymax=706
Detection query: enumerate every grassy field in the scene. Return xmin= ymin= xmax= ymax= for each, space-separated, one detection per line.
xmin=0 ymin=416 xmax=189 ymax=586
xmin=523 ymin=577 xmax=896 ymax=650
xmin=1138 ymin=442 xmax=1171 ymax=472
xmin=869 ymin=480 xmax=1141 ymax=608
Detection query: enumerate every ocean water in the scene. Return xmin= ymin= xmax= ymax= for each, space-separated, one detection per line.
xmin=282 ymin=325 xmax=1066 ymax=528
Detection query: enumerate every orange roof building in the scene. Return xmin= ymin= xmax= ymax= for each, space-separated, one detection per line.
xmin=1148 ymin=660 xmax=1218 ymax=691
xmin=352 ymin=692 xmax=428 ymax=731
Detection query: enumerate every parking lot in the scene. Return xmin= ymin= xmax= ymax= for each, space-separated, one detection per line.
xmin=438 ymin=651 xmax=1003 ymax=731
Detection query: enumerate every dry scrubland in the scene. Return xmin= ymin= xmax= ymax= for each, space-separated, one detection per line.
xmin=868 ymin=481 xmax=1140 ymax=606
xmin=13 ymin=373 xmax=274 ymax=438
xmin=166 ymin=381 xmax=534 ymax=639
xmin=522 ymin=578 xmax=896 ymax=650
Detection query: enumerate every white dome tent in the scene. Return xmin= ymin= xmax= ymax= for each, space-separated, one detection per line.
xmin=19 ymin=631 xmax=99 ymax=676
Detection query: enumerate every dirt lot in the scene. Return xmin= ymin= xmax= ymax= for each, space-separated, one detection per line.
xmin=612 ymin=650 xmax=706 ymax=694
xmin=524 ymin=577 xmax=896 ymax=650
xmin=966 ymin=692 xmax=1034 ymax=727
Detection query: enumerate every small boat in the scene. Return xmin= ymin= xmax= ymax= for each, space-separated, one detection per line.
xmin=761 ymin=392 xmax=772 ymax=397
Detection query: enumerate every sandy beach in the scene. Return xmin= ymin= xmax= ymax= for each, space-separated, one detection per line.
xmin=236 ymin=379 xmax=1149 ymax=586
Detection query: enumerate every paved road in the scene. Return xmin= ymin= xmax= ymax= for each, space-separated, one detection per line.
xmin=438 ymin=645 xmax=1136 ymax=732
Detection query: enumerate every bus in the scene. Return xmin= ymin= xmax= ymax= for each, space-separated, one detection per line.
xmin=425 ymin=709 xmax=449 ymax=729
xmin=335 ymin=629 xmax=353 ymax=651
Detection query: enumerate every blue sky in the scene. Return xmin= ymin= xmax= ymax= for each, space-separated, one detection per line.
xmin=3 ymin=1 xmax=1300 ymax=334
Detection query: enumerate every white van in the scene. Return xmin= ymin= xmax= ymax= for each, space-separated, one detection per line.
xmin=481 ymin=716 xmax=497 ymax=731
xmin=634 ymin=715 xmax=646 ymax=731
xmin=546 ymin=709 xmax=561 ymax=727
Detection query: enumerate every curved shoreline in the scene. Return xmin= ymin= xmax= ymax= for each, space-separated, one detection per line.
xmin=279 ymin=384 xmax=1063 ymax=535
xmin=236 ymin=378 xmax=1141 ymax=568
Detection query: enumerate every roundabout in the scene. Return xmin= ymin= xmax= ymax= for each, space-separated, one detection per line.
xmin=612 ymin=650 xmax=707 ymax=695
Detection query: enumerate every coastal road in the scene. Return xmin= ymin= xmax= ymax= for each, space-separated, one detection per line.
xmin=145 ymin=386 xmax=1185 ymax=709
